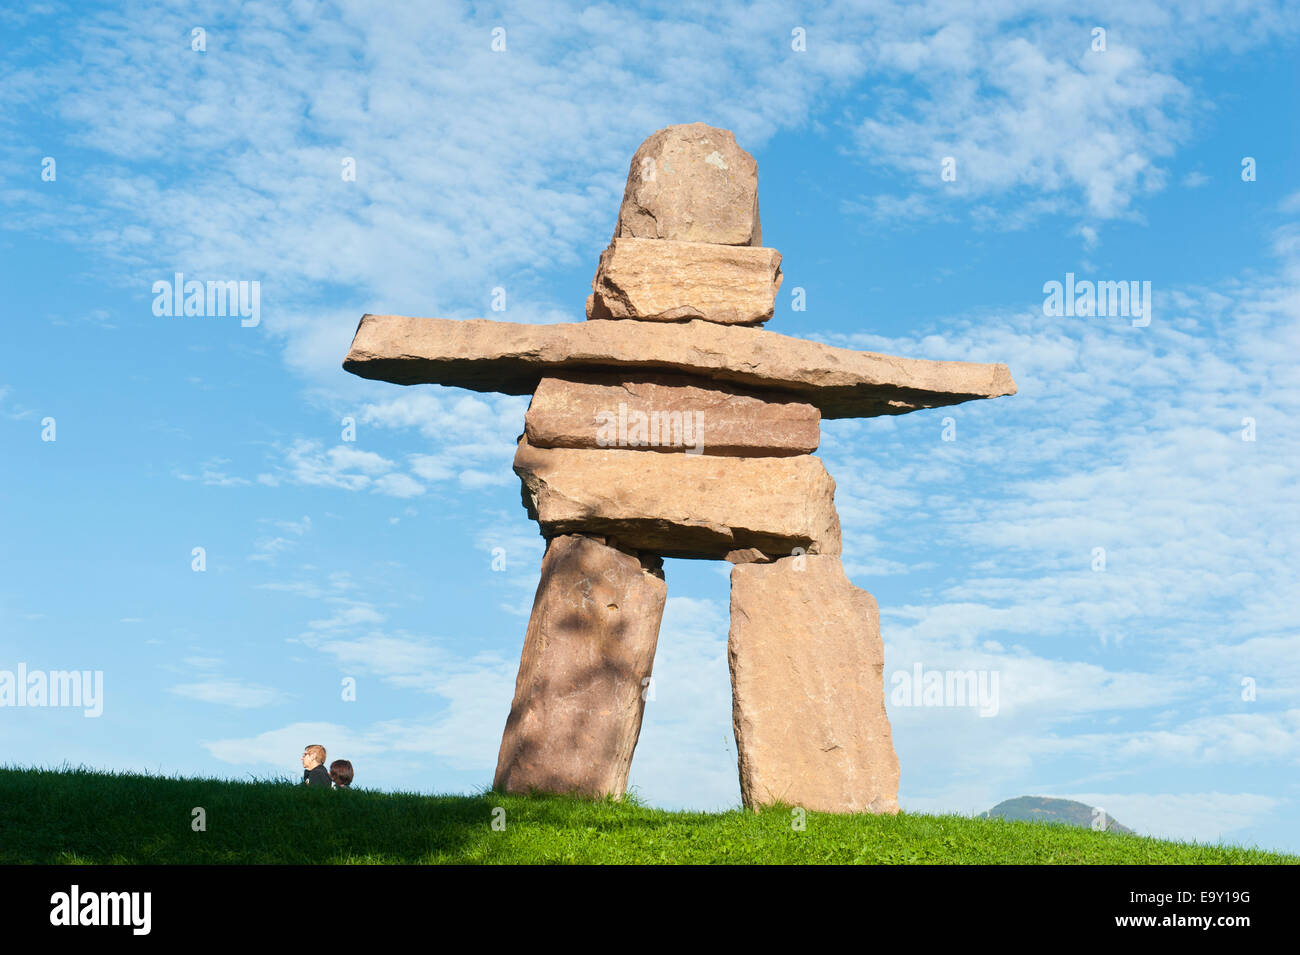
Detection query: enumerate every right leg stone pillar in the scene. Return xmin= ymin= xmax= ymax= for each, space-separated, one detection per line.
xmin=728 ymin=553 xmax=900 ymax=814
xmin=494 ymin=533 xmax=666 ymax=798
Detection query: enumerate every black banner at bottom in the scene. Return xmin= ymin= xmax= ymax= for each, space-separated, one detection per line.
xmin=0 ymin=863 xmax=1286 ymax=941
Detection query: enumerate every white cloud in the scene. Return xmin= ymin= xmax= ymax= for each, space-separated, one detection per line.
xmin=852 ymin=39 xmax=1187 ymax=224
xmin=303 ymin=601 xmax=387 ymax=633
xmin=457 ymin=468 xmax=512 ymax=489
xmin=205 ymin=721 xmax=372 ymax=769
xmin=272 ymin=515 xmax=312 ymax=536
xmin=273 ymin=439 xmax=392 ymax=490
xmin=248 ymin=536 xmax=296 ymax=563
xmin=371 ymin=472 xmax=425 ymax=498
xmin=169 ymin=678 xmax=282 ymax=708
xmin=1063 ymin=791 xmax=1285 ymax=844
xmin=174 ymin=457 xmax=251 ymax=487
xmin=253 ymin=439 xmax=437 ymax=498
xmin=409 ymin=454 xmax=455 ymax=483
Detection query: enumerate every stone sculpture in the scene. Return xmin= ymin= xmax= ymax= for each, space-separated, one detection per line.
xmin=342 ymin=122 xmax=1017 ymax=814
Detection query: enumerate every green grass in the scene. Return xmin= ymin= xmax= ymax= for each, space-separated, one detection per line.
xmin=2 ymin=766 xmax=1293 ymax=864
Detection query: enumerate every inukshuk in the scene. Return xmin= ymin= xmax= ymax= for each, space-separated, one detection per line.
xmin=343 ymin=123 xmax=1017 ymax=814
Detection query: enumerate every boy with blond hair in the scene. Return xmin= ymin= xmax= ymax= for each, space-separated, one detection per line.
xmin=300 ymin=744 xmax=331 ymax=787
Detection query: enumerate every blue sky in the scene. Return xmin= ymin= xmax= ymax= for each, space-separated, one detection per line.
xmin=2 ymin=1 xmax=1298 ymax=852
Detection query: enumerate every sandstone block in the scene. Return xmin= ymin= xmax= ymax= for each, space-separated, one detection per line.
xmin=586 ymin=239 xmax=782 ymax=325
xmin=344 ymin=315 xmax=1018 ymax=420
xmin=724 ymin=548 xmax=772 ymax=564
xmin=616 ymin=123 xmax=760 ymax=246
xmin=729 ymin=555 xmax=900 ymax=814
xmin=494 ymin=534 xmax=666 ymax=799
xmin=524 ymin=373 xmax=819 ymax=457
xmin=513 ymin=437 xmax=841 ymax=560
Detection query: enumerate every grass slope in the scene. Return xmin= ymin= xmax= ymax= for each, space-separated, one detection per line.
xmin=2 ymin=767 xmax=1292 ymax=865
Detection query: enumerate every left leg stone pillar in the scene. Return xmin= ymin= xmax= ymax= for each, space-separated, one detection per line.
xmin=494 ymin=533 xmax=666 ymax=798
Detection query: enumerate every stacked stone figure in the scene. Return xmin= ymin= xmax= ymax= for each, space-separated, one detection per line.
xmin=343 ymin=124 xmax=1017 ymax=814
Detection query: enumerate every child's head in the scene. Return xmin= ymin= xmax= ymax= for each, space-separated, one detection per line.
xmin=301 ymin=744 xmax=326 ymax=770
xmin=329 ymin=759 xmax=353 ymax=788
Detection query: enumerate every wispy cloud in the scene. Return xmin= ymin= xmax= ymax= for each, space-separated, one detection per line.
xmin=174 ymin=457 xmax=252 ymax=487
xmin=169 ymin=678 xmax=283 ymax=709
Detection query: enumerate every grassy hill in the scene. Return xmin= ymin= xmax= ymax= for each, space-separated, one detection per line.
xmin=1 ymin=766 xmax=1292 ymax=864
xmin=987 ymin=796 xmax=1135 ymax=834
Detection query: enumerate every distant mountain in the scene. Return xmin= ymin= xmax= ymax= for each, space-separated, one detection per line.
xmin=985 ymin=796 xmax=1134 ymax=835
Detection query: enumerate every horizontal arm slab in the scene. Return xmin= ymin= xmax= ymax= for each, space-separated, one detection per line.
xmin=343 ymin=315 xmax=1016 ymax=419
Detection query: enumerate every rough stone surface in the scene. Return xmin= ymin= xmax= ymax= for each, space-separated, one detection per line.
xmin=524 ymin=373 xmax=820 ymax=457
xmin=513 ymin=437 xmax=841 ymax=560
xmin=615 ymin=123 xmax=761 ymax=246
xmin=586 ymin=239 xmax=782 ymax=325
xmin=344 ymin=315 xmax=1018 ymax=419
xmin=729 ymin=555 xmax=900 ymax=814
xmin=724 ymin=548 xmax=772 ymax=564
xmin=494 ymin=534 xmax=666 ymax=799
